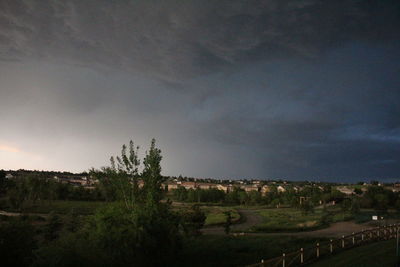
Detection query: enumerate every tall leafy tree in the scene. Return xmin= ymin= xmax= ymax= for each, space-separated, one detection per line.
xmin=91 ymin=140 xmax=141 ymax=209
xmin=142 ymin=138 xmax=165 ymax=204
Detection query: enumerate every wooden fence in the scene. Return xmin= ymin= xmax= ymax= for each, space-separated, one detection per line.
xmin=247 ymin=223 xmax=400 ymax=267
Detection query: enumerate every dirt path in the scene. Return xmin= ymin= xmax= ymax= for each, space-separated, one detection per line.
xmin=0 ymin=210 xmax=49 ymax=218
xmin=244 ymin=221 xmax=374 ymax=238
xmin=202 ymin=209 xmax=375 ymax=238
xmin=232 ymin=209 xmax=263 ymax=231
xmin=202 ymin=208 xmax=263 ymax=235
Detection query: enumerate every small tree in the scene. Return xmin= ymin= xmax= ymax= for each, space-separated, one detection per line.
xmin=224 ymin=211 xmax=232 ymax=234
xmin=350 ymin=199 xmax=360 ymax=215
xmin=374 ymin=194 xmax=389 ymax=213
xmin=142 ymin=139 xmax=165 ymax=204
xmin=0 ymin=218 xmax=36 ymax=266
xmin=300 ymin=200 xmax=314 ymax=215
xmin=181 ymin=205 xmax=206 ymax=236
xmin=44 ymin=212 xmax=63 ymax=241
xmin=341 ymin=199 xmax=352 ymax=212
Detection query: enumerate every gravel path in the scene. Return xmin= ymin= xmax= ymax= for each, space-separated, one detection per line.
xmin=202 ymin=208 xmax=263 ymax=235
xmin=202 ymin=209 xmax=375 ymax=238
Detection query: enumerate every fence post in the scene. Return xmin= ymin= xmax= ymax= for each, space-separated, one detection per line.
xmin=361 ymin=230 xmax=364 ymax=242
xmin=396 ymin=227 xmax=399 ymax=258
xmin=378 ymin=227 xmax=380 ymax=238
xmin=316 ymin=243 xmax=320 ymax=258
xmin=352 ymin=232 xmax=355 ymax=245
xmin=330 ymin=239 xmax=333 ymax=253
xmin=300 ymin=248 xmax=304 ymax=264
xmin=282 ymin=253 xmax=286 ymax=267
xmin=342 ymin=235 xmax=345 ymax=248
xmin=261 ymin=259 xmax=264 ymax=267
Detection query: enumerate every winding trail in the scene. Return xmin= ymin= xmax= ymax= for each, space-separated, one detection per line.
xmin=202 ymin=208 xmax=263 ymax=235
xmin=202 ymin=209 xmax=375 ymax=237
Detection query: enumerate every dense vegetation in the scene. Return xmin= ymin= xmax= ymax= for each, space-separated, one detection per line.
xmin=170 ymin=181 xmax=400 ymax=216
xmin=0 ymin=140 xmax=206 ymax=267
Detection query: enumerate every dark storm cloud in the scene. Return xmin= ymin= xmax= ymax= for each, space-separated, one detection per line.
xmin=1 ymin=0 xmax=399 ymax=82
xmin=0 ymin=1 xmax=400 ymax=181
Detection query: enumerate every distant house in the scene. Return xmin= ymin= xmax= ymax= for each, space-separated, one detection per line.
xmin=216 ymin=184 xmax=232 ymax=193
xmin=5 ymin=173 xmax=14 ymax=179
xmin=260 ymin=185 xmax=271 ymax=195
xmin=197 ymin=183 xmax=215 ymax=190
xmin=162 ymin=181 xmax=179 ymax=191
xmin=336 ymin=186 xmax=353 ymax=195
xmin=391 ymin=187 xmax=400 ymax=193
xmin=277 ymin=185 xmax=286 ymax=193
xmin=242 ymin=184 xmax=260 ymax=193
xmin=181 ymin=181 xmax=197 ymax=190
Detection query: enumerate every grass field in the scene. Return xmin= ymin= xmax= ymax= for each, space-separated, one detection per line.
xmin=250 ymin=208 xmax=328 ymax=232
xmin=177 ymin=235 xmax=324 ymax=266
xmin=202 ymin=206 xmax=240 ymax=226
xmin=310 ymin=239 xmax=398 ymax=267
xmin=247 ymin=207 xmax=398 ymax=233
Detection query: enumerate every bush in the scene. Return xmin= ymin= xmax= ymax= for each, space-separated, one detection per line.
xmin=0 ymin=218 xmax=36 ymax=267
xmin=181 ymin=205 xmax=206 ymax=236
xmin=36 ymin=202 xmax=182 ymax=267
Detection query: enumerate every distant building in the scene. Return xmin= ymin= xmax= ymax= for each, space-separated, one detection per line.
xmin=162 ymin=181 xmax=179 ymax=191
xmin=197 ymin=183 xmax=215 ymax=190
xmin=261 ymin=185 xmax=271 ymax=195
xmin=216 ymin=184 xmax=232 ymax=193
xmin=242 ymin=184 xmax=260 ymax=192
xmin=336 ymin=186 xmax=353 ymax=195
xmin=181 ymin=181 xmax=197 ymax=190
xmin=277 ymin=185 xmax=286 ymax=193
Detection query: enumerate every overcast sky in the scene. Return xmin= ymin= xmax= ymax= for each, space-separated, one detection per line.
xmin=0 ymin=0 xmax=399 ymax=182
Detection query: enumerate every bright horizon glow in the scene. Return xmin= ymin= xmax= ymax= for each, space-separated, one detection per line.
xmin=0 ymin=144 xmax=20 ymax=153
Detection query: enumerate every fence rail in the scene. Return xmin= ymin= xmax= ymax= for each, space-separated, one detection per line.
xmin=247 ymin=223 xmax=400 ymax=267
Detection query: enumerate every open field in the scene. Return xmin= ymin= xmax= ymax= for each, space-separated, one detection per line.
xmin=252 ymin=208 xmax=326 ymax=232
xmin=201 ymin=206 xmax=240 ymax=226
xmin=309 ymin=239 xmax=398 ymax=267
xmin=247 ymin=207 xmax=364 ymax=232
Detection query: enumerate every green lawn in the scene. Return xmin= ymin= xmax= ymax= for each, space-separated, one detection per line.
xmin=248 ymin=207 xmax=395 ymax=233
xmin=202 ymin=206 xmax=240 ymax=226
xmin=310 ymin=239 xmax=398 ymax=267
xmin=251 ymin=208 xmax=328 ymax=232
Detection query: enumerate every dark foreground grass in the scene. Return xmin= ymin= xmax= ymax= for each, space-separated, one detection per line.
xmin=176 ymin=235 xmax=324 ymax=267
xmin=309 ymin=239 xmax=398 ymax=267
